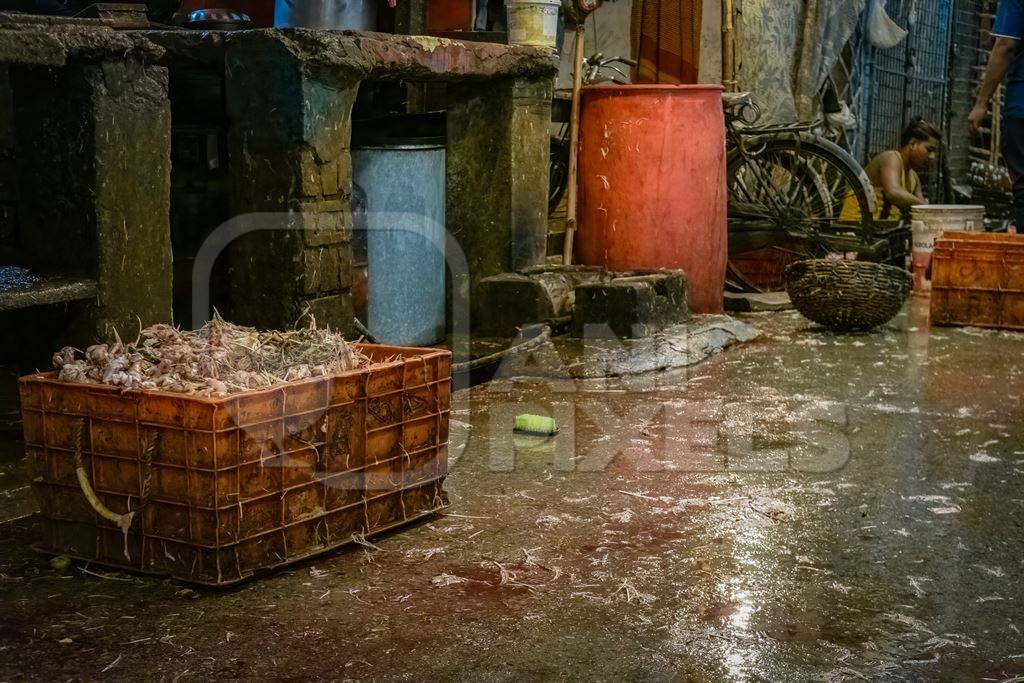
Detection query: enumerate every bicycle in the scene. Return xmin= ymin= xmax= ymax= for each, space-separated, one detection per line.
xmin=722 ymin=93 xmax=877 ymax=291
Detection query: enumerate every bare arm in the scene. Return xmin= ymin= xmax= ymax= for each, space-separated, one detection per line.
xmin=970 ymin=37 xmax=1019 ymax=132
xmin=878 ymin=153 xmax=922 ymax=210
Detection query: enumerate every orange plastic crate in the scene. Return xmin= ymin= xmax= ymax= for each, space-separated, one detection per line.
xmin=930 ymin=231 xmax=1024 ymax=330
xmin=20 ymin=345 xmax=452 ymax=586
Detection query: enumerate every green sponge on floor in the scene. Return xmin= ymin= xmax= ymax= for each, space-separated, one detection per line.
xmin=514 ymin=414 xmax=558 ymax=436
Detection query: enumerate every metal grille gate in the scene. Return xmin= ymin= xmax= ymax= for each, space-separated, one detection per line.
xmin=947 ymin=0 xmax=985 ymax=187
xmin=841 ymin=13 xmax=874 ymax=167
xmin=860 ymin=0 xmax=955 ymax=198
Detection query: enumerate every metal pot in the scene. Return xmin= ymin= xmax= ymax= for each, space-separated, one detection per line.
xmin=273 ymin=0 xmax=377 ymax=30
xmin=185 ymin=8 xmax=254 ymax=30
xmin=175 ymin=1 xmax=275 ymax=27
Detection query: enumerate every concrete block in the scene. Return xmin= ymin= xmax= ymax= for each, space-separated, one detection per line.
xmin=475 ymin=273 xmax=557 ymax=338
xmin=523 ymin=265 xmax=608 ymax=317
xmin=298 ymin=148 xmax=323 ymax=198
xmin=573 ymin=272 xmax=690 ymax=339
xmin=225 ymin=41 xmax=358 ymax=210
xmin=293 ymin=198 xmax=346 ymax=214
xmin=303 ymin=243 xmax=353 ymax=296
xmin=302 ymin=77 xmax=355 ymax=164
xmin=574 ymin=281 xmax=659 ymax=339
xmin=614 ymin=272 xmax=690 ymax=320
xmin=319 ymin=158 xmax=340 ymax=198
xmin=298 ymin=209 xmax=352 ymax=247
xmin=508 ymin=78 xmax=553 ymax=271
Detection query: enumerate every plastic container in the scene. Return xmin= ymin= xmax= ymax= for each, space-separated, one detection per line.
xmin=21 ymin=345 xmax=452 ymax=586
xmin=910 ymin=205 xmax=984 ymax=294
xmin=428 ymin=0 xmax=475 ymax=31
xmin=576 ymin=84 xmax=728 ymax=313
xmin=353 ymin=114 xmax=447 ymax=347
xmin=505 ymin=0 xmax=560 ymax=48
xmin=274 ymin=0 xmax=377 ymax=30
xmin=930 ymin=231 xmax=1024 ymax=330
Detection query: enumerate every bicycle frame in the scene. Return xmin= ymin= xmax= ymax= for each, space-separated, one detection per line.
xmin=725 ymin=105 xmax=879 ymax=257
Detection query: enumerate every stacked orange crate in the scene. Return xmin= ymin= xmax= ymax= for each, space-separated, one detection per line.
xmin=930 ymin=231 xmax=1024 ymax=329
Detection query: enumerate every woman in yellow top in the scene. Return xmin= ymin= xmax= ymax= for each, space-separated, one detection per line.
xmin=841 ymin=118 xmax=941 ymax=221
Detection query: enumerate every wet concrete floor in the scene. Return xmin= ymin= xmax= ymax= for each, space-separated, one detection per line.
xmin=2 ymin=301 xmax=1024 ymax=681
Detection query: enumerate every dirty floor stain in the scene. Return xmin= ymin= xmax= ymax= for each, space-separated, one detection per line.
xmin=1 ymin=300 xmax=1023 ymax=680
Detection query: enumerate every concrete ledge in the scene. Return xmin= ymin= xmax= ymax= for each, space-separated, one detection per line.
xmin=148 ymin=29 xmax=559 ymax=81
xmin=0 ymin=17 xmax=557 ymax=78
xmin=0 ymin=272 xmax=97 ymax=311
xmin=0 ymin=13 xmax=163 ymax=66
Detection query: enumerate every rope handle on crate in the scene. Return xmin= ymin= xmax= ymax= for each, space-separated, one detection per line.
xmin=72 ymin=420 xmax=157 ymax=561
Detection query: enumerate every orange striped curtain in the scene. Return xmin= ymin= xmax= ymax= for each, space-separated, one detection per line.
xmin=630 ymin=0 xmax=703 ymax=84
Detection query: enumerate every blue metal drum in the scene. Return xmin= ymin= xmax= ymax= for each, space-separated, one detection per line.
xmin=353 ymin=115 xmax=446 ymax=347
xmin=274 ymin=0 xmax=377 ymax=30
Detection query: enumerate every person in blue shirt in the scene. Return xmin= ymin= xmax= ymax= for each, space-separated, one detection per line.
xmin=971 ymin=0 xmax=1024 ymax=228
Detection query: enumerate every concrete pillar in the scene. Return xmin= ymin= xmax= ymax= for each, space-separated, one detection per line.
xmin=10 ymin=59 xmax=173 ymax=340
xmin=699 ymin=0 xmax=723 ymax=85
xmin=394 ymin=0 xmax=428 ymax=34
xmin=0 ymin=66 xmax=17 ymax=260
xmin=447 ymin=76 xmax=552 ymax=298
xmin=224 ymin=41 xmax=358 ymax=334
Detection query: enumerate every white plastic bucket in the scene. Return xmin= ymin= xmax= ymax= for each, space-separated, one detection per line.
xmin=910 ymin=205 xmax=985 ymax=255
xmin=910 ymin=205 xmax=985 ymax=295
xmin=505 ymin=0 xmax=560 ymax=48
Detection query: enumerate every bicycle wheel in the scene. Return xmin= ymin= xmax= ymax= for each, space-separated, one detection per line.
xmin=549 ymin=135 xmax=570 ymax=215
xmin=727 ymin=134 xmax=875 ymax=291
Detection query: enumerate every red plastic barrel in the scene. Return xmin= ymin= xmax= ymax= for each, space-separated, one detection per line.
xmin=427 ymin=0 xmax=474 ymax=30
xmin=577 ymin=85 xmax=727 ymax=314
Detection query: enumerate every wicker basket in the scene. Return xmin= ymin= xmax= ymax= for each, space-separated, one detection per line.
xmin=785 ymin=260 xmax=912 ymax=332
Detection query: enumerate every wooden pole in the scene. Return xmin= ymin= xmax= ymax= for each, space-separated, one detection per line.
xmin=562 ymin=24 xmax=587 ymax=266
xmin=722 ymin=0 xmax=736 ymax=91
xmin=992 ymin=85 xmax=1003 ymax=164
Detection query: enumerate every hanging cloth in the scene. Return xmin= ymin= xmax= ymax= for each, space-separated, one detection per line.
xmin=866 ymin=0 xmax=908 ymax=49
xmin=630 ymin=0 xmax=703 ymax=84
xmin=737 ymin=0 xmax=865 ymax=123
